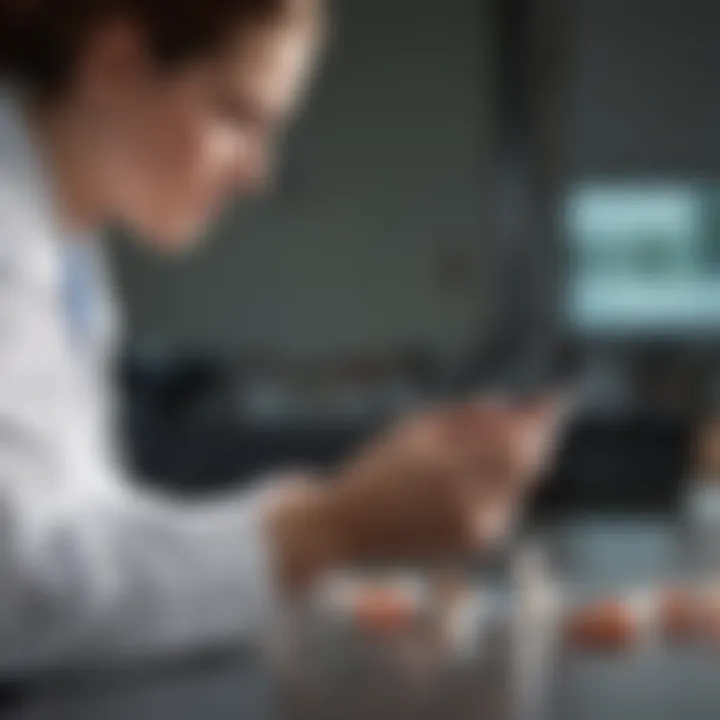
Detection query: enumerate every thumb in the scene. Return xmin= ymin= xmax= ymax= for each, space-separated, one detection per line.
xmin=511 ymin=397 xmax=564 ymax=477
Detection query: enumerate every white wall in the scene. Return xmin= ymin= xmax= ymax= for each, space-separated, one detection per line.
xmin=112 ymin=0 xmax=492 ymax=364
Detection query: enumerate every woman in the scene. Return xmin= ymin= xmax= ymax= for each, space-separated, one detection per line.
xmin=0 ymin=0 xmax=555 ymax=671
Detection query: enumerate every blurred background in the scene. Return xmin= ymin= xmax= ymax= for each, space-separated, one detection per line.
xmin=109 ymin=0 xmax=719 ymax=520
xmin=6 ymin=2 xmax=720 ymax=718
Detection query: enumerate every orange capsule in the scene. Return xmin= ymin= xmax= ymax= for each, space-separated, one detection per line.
xmin=565 ymin=598 xmax=638 ymax=651
xmin=354 ymin=587 xmax=418 ymax=636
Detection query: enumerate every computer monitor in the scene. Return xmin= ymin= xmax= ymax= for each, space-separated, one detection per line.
xmin=565 ymin=183 xmax=720 ymax=336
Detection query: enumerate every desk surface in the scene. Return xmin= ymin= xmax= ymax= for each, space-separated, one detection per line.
xmin=4 ymin=518 xmax=720 ymax=720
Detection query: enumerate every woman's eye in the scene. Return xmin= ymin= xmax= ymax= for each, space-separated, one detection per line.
xmin=213 ymin=94 xmax=258 ymax=130
xmin=215 ymin=103 xmax=245 ymax=127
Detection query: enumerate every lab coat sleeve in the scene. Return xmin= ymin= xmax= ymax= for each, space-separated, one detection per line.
xmin=0 ymin=235 xmax=281 ymax=674
xmin=0 ymin=454 xmax=282 ymax=672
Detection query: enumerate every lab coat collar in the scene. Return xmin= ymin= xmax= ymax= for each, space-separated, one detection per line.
xmin=0 ymin=85 xmax=61 ymax=244
xmin=0 ymin=85 xmax=120 ymax=354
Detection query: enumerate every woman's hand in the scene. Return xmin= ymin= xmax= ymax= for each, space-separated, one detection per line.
xmin=268 ymin=399 xmax=560 ymax=591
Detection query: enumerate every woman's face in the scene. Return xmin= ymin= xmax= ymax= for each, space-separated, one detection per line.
xmin=79 ymin=16 xmax=321 ymax=250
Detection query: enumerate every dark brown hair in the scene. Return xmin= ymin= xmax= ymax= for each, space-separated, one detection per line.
xmin=1 ymin=0 xmax=304 ymax=95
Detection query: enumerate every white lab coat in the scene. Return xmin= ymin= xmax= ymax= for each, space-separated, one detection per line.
xmin=0 ymin=89 xmax=276 ymax=672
